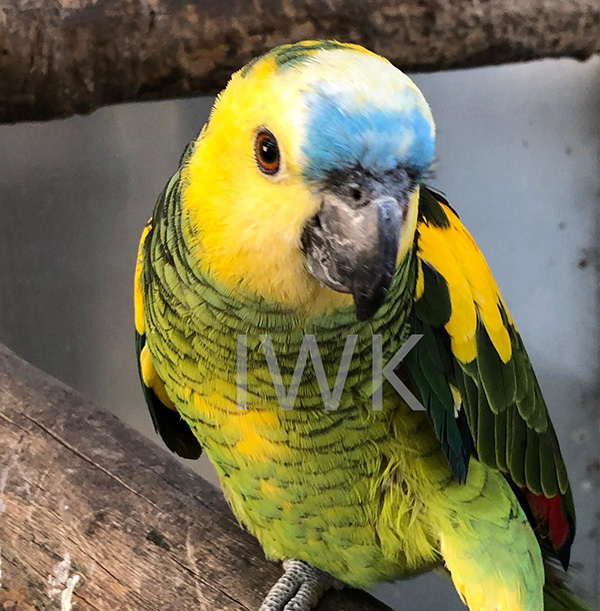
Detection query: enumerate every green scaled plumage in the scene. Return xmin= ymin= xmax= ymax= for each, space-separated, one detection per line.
xmin=140 ymin=166 xmax=431 ymax=586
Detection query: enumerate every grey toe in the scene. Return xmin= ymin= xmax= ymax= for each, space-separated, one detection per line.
xmin=259 ymin=560 xmax=341 ymax=611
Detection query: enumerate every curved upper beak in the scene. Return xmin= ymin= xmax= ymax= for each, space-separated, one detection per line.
xmin=301 ymin=170 xmax=411 ymax=320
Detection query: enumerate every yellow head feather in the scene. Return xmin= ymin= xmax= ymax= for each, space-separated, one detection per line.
xmin=181 ymin=41 xmax=435 ymax=314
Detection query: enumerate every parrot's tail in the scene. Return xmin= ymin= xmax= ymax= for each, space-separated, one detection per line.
xmin=543 ymin=561 xmax=594 ymax=611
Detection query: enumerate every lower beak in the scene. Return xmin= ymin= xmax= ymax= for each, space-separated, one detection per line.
xmin=301 ymin=191 xmax=404 ymax=321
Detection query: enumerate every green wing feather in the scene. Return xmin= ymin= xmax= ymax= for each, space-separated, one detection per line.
xmin=135 ymin=330 xmax=202 ymax=459
xmin=134 ymin=141 xmax=202 ymax=460
xmin=404 ymin=187 xmax=575 ymax=567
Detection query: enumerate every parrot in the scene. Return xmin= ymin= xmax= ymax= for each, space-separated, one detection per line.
xmin=134 ymin=41 xmax=592 ymax=611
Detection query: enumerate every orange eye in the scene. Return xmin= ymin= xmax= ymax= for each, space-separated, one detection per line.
xmin=255 ymin=130 xmax=280 ymax=175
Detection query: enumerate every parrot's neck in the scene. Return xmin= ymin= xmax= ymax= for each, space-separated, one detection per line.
xmin=145 ymin=178 xmax=419 ymax=413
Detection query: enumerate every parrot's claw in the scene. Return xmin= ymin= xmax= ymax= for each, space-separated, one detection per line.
xmin=258 ymin=559 xmax=344 ymax=611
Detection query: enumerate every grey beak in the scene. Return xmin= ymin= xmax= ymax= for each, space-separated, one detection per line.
xmin=301 ymin=183 xmax=405 ymax=321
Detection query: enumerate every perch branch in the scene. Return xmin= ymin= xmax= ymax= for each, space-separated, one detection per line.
xmin=0 ymin=0 xmax=598 ymax=123
xmin=0 ymin=343 xmax=393 ymax=611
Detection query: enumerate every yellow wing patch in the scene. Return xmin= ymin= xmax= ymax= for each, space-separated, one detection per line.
xmin=135 ymin=218 xmax=176 ymax=411
xmin=134 ymin=221 xmax=152 ymax=335
xmin=140 ymin=344 xmax=176 ymax=410
xmin=417 ymin=204 xmax=512 ymax=364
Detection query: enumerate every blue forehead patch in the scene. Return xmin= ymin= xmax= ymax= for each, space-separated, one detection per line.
xmin=301 ymin=89 xmax=435 ymax=182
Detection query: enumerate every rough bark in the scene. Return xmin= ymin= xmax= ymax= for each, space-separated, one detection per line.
xmin=0 ymin=343 xmax=393 ymax=611
xmin=0 ymin=0 xmax=599 ymax=124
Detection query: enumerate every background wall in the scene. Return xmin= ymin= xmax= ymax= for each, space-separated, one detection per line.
xmin=0 ymin=57 xmax=598 ymax=609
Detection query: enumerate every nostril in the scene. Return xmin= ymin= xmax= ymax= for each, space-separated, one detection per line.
xmin=350 ymin=187 xmax=362 ymax=202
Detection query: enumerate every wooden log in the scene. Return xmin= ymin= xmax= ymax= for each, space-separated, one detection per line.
xmin=0 ymin=343 xmax=393 ymax=611
xmin=1 ymin=0 xmax=599 ymax=124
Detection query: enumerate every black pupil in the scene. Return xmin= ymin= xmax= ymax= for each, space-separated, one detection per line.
xmin=260 ymin=138 xmax=278 ymax=164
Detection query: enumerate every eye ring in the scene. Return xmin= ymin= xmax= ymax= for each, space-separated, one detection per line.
xmin=255 ymin=129 xmax=280 ymax=175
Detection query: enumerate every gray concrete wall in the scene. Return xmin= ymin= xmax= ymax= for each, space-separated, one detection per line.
xmin=0 ymin=57 xmax=598 ymax=609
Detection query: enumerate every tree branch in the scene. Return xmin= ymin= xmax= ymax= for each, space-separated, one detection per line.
xmin=0 ymin=343 xmax=393 ymax=611
xmin=1 ymin=0 xmax=598 ymax=124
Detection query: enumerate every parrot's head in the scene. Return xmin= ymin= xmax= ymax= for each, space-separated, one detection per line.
xmin=183 ymin=41 xmax=435 ymax=320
